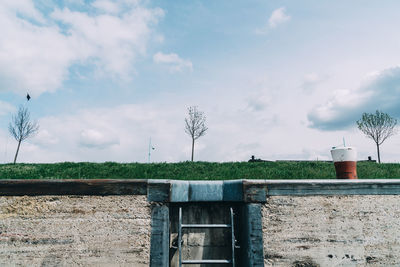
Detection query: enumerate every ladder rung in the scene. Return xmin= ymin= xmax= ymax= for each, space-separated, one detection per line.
xmin=182 ymin=259 xmax=231 ymax=264
xmin=178 ymin=206 xmax=236 ymax=267
xmin=181 ymin=224 xmax=231 ymax=228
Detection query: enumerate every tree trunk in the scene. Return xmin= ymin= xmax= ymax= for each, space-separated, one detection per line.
xmin=13 ymin=140 xmax=22 ymax=164
xmin=376 ymin=142 xmax=381 ymax=164
xmin=191 ymin=138 xmax=195 ymax=162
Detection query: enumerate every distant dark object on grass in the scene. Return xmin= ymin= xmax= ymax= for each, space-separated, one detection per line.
xmin=248 ymin=155 xmax=271 ymax=162
xmin=358 ymin=156 xmax=377 ymax=163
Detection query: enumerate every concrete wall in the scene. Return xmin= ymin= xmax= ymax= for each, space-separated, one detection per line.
xmin=3 ymin=179 xmax=400 ymax=266
xmin=262 ymin=195 xmax=400 ymax=266
xmin=0 ymin=195 xmax=151 ymax=266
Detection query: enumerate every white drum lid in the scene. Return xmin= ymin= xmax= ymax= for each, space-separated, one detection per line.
xmin=330 ymin=146 xmax=357 ymax=162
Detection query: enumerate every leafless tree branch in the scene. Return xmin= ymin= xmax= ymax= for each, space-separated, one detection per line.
xmin=356 ymin=110 xmax=397 ymax=163
xmin=185 ymin=106 xmax=208 ymax=161
xmin=8 ymin=105 xmax=39 ymax=164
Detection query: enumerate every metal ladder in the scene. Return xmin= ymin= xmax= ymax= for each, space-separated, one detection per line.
xmin=177 ymin=206 xmax=236 ymax=266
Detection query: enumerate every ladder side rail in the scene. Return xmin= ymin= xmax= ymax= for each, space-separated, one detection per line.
xmin=230 ymin=207 xmax=235 ymax=267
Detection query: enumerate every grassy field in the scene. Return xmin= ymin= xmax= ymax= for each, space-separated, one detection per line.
xmin=0 ymin=161 xmax=399 ymax=180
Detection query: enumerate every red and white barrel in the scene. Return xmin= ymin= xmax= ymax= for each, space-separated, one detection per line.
xmin=330 ymin=146 xmax=358 ymax=179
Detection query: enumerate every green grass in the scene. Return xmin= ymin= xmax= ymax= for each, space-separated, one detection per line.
xmin=0 ymin=161 xmax=399 ymax=180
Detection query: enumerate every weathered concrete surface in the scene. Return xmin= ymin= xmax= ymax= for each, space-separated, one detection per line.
xmin=0 ymin=195 xmax=150 ymax=266
xmin=262 ymin=195 xmax=400 ymax=266
xmin=150 ymin=204 xmax=169 ymax=267
xmin=239 ymin=204 xmax=264 ymax=267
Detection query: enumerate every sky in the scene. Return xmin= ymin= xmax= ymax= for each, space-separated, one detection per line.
xmin=1 ymin=0 xmax=400 ymax=163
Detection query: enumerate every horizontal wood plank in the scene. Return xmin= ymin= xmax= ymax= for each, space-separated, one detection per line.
xmin=0 ymin=179 xmax=147 ymax=196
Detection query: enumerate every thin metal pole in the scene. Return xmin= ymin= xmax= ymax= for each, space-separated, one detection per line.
xmin=179 ymin=207 xmax=182 ymax=267
xmin=230 ymin=207 xmax=235 ymax=267
xmin=148 ymin=137 xmax=151 ymax=163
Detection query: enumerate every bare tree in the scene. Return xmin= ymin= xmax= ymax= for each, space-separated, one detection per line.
xmin=185 ymin=106 xmax=208 ymax=161
xmin=356 ymin=110 xmax=397 ymax=163
xmin=8 ymin=105 xmax=39 ymax=164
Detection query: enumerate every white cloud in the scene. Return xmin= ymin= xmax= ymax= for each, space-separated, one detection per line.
xmin=24 ymin=103 xmax=187 ymax=162
xmin=8 ymin=80 xmax=397 ymax=163
xmin=301 ymin=73 xmax=327 ymax=93
xmin=0 ymin=101 xmax=15 ymax=116
xmin=79 ymin=128 xmax=119 ymax=149
xmin=308 ymin=66 xmax=400 ymax=130
xmin=0 ymin=1 xmax=164 ymax=96
xmin=91 ymin=0 xmax=121 ymax=14
xmin=65 ymin=0 xmax=85 ymax=5
xmin=303 ymin=72 xmax=319 ymax=84
xmin=1 ymin=0 xmax=45 ymax=23
xmin=51 ymin=6 xmax=163 ymax=78
xmin=245 ymin=88 xmax=272 ymax=112
xmin=268 ymin=7 xmax=290 ymax=28
xmin=33 ymin=129 xmax=59 ymax=147
xmin=255 ymin=7 xmax=290 ymax=34
xmin=153 ymin=52 xmax=193 ymax=72
xmin=91 ymin=0 xmax=142 ymax=14
xmin=18 ymin=93 xmax=278 ymax=162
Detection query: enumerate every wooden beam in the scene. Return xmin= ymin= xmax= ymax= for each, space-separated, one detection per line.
xmin=0 ymin=179 xmax=147 ymax=196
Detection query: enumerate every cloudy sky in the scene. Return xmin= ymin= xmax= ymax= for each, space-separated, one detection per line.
xmin=1 ymin=0 xmax=400 ymax=163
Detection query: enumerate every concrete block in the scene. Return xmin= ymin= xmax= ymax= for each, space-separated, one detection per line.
xmin=150 ymin=204 xmax=169 ymax=267
xmin=223 ymin=180 xmax=243 ymax=201
xmin=243 ymin=180 xmax=268 ymax=203
xmin=170 ymin=180 xmax=189 ymax=202
xmin=189 ymin=181 xmax=223 ymax=201
xmin=147 ymin=180 xmax=170 ymax=202
xmin=240 ymin=203 xmax=264 ymax=267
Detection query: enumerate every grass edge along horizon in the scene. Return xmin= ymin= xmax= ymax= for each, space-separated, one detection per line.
xmin=0 ymin=161 xmax=399 ymax=180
